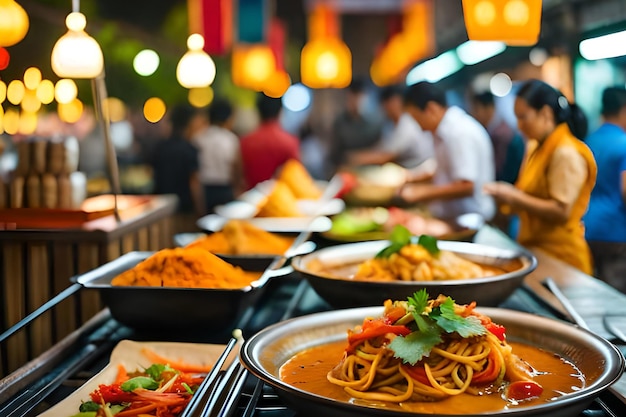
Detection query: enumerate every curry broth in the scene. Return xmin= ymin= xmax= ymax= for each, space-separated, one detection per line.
xmin=279 ymin=340 xmax=585 ymax=414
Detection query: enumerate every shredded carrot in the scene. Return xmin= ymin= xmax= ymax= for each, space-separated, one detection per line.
xmin=140 ymin=347 xmax=213 ymax=373
xmin=115 ymin=404 xmax=157 ymax=417
xmin=114 ymin=363 xmax=128 ymax=385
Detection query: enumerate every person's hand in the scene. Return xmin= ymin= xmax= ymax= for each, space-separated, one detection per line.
xmin=398 ymin=183 xmax=429 ymax=203
xmin=483 ymin=181 xmax=520 ymax=206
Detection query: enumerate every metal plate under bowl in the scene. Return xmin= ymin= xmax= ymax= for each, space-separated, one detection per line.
xmin=75 ymin=251 xmax=269 ymax=331
xmin=292 ymin=240 xmax=537 ymax=308
xmin=240 ymin=306 xmax=625 ymax=417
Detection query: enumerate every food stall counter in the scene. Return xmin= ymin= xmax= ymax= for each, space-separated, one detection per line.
xmin=0 ymin=194 xmax=177 ymax=375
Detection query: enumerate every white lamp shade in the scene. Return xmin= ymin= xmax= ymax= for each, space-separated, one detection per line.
xmin=176 ymin=50 xmax=216 ymax=88
xmin=51 ymin=30 xmax=104 ymax=79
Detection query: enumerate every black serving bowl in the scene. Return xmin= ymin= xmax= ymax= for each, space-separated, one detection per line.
xmin=292 ymin=240 xmax=537 ymax=308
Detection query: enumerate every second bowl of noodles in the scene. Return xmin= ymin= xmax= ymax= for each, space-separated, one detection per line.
xmin=291 ymin=240 xmax=536 ymax=308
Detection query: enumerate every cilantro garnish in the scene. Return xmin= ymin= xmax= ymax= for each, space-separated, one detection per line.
xmin=407 ymin=289 xmax=430 ymax=332
xmin=375 ymin=225 xmax=440 ymax=258
xmin=145 ymin=363 xmax=176 ymax=381
xmin=388 ymin=290 xmax=487 ymax=365
xmin=389 ymin=330 xmax=441 ymax=365
xmin=417 ymin=234 xmax=439 ymax=255
xmin=431 ymin=297 xmax=486 ymax=338
xmin=376 ymin=225 xmax=411 ymax=258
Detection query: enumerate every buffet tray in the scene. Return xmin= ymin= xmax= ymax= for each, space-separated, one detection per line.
xmin=74 ymin=251 xmax=270 ymax=332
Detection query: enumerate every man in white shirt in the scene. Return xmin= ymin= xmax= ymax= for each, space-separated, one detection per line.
xmin=400 ymin=81 xmax=495 ymax=221
xmin=193 ymin=99 xmax=244 ymax=213
xmin=348 ymin=85 xmax=434 ymax=171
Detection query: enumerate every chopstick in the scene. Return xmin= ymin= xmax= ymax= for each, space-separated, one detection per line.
xmin=180 ymin=330 xmax=240 ymax=417
xmin=199 ymin=330 xmax=247 ymax=417
xmin=202 ymin=359 xmax=248 ymax=417
xmin=542 ymin=277 xmax=590 ymax=330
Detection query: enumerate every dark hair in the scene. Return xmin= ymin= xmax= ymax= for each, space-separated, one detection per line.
xmin=404 ymin=81 xmax=447 ymax=110
xmin=516 ymin=79 xmax=588 ymax=139
xmin=472 ymin=91 xmax=495 ymax=107
xmin=348 ymin=77 xmax=366 ymax=94
xmin=379 ymin=85 xmax=404 ymax=103
xmin=601 ymin=86 xmax=626 ymax=117
xmin=169 ymin=104 xmax=199 ymax=134
xmin=209 ymin=98 xmax=233 ymax=125
xmin=256 ymin=93 xmax=282 ymax=121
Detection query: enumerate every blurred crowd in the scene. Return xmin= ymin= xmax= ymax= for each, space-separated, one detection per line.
xmin=1 ymin=77 xmax=625 ymax=295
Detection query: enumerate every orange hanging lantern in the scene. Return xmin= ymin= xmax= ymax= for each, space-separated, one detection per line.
xmin=301 ymin=4 xmax=351 ymax=89
xmin=263 ymin=70 xmax=290 ymax=98
xmin=462 ymin=0 xmax=542 ymax=46
xmin=0 ymin=0 xmax=29 ymax=47
xmin=370 ymin=0 xmax=434 ymax=87
xmin=232 ymin=44 xmax=276 ymax=91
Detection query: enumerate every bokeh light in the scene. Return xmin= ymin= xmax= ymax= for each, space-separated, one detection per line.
xmin=0 ymin=47 xmax=9 ymax=70
xmin=21 ymin=89 xmax=41 ymax=113
xmin=503 ymin=0 xmax=530 ymax=26
xmin=104 ymin=97 xmax=127 ymax=123
xmin=282 ymin=83 xmax=312 ymax=112
xmin=36 ymin=79 xmax=55 ymax=104
xmin=529 ymin=47 xmax=548 ymax=66
xmin=474 ymin=1 xmax=496 ymax=26
xmin=3 ymin=108 xmax=19 ymax=134
xmin=58 ymin=98 xmax=84 ymax=123
xmin=188 ymin=87 xmax=214 ymax=108
xmin=7 ymin=79 xmax=25 ymax=105
xmin=18 ymin=111 xmax=38 ymax=134
xmin=133 ymin=49 xmax=160 ymax=76
xmin=0 ymin=106 xmax=4 ymax=134
xmin=143 ymin=97 xmax=166 ymax=123
xmin=490 ymin=72 xmax=513 ymax=97
xmin=23 ymin=67 xmax=42 ymax=90
xmin=0 ymin=80 xmax=6 ymax=103
xmin=55 ymin=79 xmax=78 ymax=104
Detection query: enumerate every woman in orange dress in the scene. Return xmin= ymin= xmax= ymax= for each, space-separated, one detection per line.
xmin=484 ymin=80 xmax=597 ymax=274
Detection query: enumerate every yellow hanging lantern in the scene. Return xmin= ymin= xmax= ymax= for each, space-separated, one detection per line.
xmin=462 ymin=0 xmax=542 ymax=46
xmin=0 ymin=0 xmax=29 ymax=47
xmin=301 ymin=4 xmax=351 ymax=89
xmin=301 ymin=38 xmax=351 ymax=89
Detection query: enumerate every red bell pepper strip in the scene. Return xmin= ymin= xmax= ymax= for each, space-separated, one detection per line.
xmin=346 ymin=319 xmax=411 ymax=352
xmin=90 ymin=383 xmax=135 ymax=404
xmin=484 ymin=322 xmax=506 ymax=341
xmin=384 ymin=306 xmax=407 ymax=324
xmin=471 ymin=349 xmax=501 ymax=384
xmin=402 ymin=364 xmax=431 ymax=385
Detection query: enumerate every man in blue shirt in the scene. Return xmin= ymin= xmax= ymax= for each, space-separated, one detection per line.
xmin=584 ymin=86 xmax=626 ymax=293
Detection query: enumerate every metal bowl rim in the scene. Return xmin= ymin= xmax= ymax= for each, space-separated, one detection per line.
xmin=292 ymin=240 xmax=538 ymax=286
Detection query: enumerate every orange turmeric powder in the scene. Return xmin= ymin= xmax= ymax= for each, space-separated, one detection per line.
xmin=111 ymin=247 xmax=259 ymax=289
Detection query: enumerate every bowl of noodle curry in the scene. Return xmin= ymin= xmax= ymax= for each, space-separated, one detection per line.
xmin=240 ymin=291 xmax=624 ymax=417
xmin=292 ymin=227 xmax=536 ymax=308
